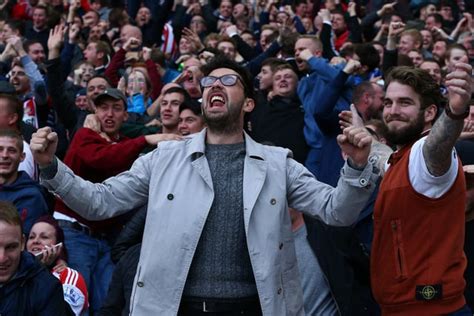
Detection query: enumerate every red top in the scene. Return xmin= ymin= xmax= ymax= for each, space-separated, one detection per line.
xmin=53 ymin=267 xmax=89 ymax=316
xmin=334 ymin=30 xmax=349 ymax=52
xmin=55 ymin=128 xmax=147 ymax=231
xmin=371 ymin=144 xmax=467 ymax=315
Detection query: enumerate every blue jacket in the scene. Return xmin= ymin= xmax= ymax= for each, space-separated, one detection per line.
xmin=0 ymin=171 xmax=49 ymax=235
xmin=0 ymin=252 xmax=68 ymax=316
xmin=297 ymin=58 xmax=354 ymax=186
xmin=127 ymin=94 xmax=152 ymax=115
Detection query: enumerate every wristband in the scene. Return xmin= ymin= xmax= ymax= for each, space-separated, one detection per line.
xmin=445 ymin=105 xmax=469 ymax=120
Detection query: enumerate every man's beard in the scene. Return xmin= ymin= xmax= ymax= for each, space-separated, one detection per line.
xmin=366 ymin=106 xmax=383 ymax=121
xmin=202 ymin=101 xmax=242 ymax=135
xmin=384 ymin=110 xmax=425 ymax=146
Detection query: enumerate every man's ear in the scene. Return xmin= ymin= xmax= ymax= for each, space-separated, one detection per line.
xmin=123 ymin=111 xmax=129 ymax=122
xmin=243 ymin=98 xmax=255 ymax=113
xmin=97 ymin=51 xmax=105 ymax=62
xmin=8 ymin=113 xmax=18 ymax=127
xmin=19 ymin=151 xmax=25 ymax=163
xmin=424 ymin=104 xmax=437 ymax=123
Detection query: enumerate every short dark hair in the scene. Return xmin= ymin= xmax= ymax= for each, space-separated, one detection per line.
xmin=0 ymin=129 xmax=24 ymax=151
xmin=23 ymin=40 xmax=44 ymax=53
xmin=179 ymin=99 xmax=202 ymax=116
xmin=385 ymin=66 xmax=444 ymax=111
xmin=33 ymin=4 xmax=48 ymax=12
xmin=0 ymin=94 xmax=23 ymax=130
xmin=162 ymin=86 xmax=192 ymax=107
xmin=0 ymin=200 xmax=21 ymax=229
xmin=352 ymin=81 xmax=375 ymax=105
xmin=354 ymin=43 xmax=380 ymax=72
xmin=420 ymin=58 xmax=442 ymax=67
xmin=86 ymin=74 xmax=112 ymax=88
xmin=162 ymin=86 xmax=190 ymax=99
xmin=5 ymin=19 xmax=24 ymax=36
xmin=261 ymin=57 xmax=288 ymax=73
xmin=445 ymin=43 xmax=468 ymax=60
xmin=201 ymin=56 xmax=254 ymax=99
xmin=427 ymin=13 xmax=443 ymax=24
xmin=273 ymin=63 xmax=297 ymax=76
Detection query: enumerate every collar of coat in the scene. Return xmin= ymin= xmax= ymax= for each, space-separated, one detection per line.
xmin=184 ymin=128 xmax=293 ymax=162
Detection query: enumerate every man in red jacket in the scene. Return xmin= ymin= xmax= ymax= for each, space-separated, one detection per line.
xmin=53 ymin=88 xmax=179 ymax=314
xmin=371 ymin=58 xmax=472 ymax=315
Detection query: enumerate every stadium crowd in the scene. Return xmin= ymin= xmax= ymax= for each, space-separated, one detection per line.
xmin=0 ymin=0 xmax=473 ymax=314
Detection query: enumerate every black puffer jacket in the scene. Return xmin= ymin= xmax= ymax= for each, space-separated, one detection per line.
xmin=0 ymin=252 xmax=69 ymax=316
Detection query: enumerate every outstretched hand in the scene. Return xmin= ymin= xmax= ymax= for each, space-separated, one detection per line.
xmin=48 ymin=24 xmax=66 ymax=53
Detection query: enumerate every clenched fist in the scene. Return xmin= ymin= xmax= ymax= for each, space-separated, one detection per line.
xmin=30 ymin=127 xmax=58 ymax=167
xmin=337 ymin=126 xmax=372 ymax=169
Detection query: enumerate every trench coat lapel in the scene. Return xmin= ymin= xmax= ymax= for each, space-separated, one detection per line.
xmin=187 ymin=129 xmax=214 ymax=190
xmin=243 ymin=133 xmax=268 ymax=233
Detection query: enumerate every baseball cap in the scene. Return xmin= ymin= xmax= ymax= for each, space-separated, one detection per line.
xmin=94 ymin=88 xmax=127 ymax=106
xmin=75 ymin=88 xmax=87 ymax=98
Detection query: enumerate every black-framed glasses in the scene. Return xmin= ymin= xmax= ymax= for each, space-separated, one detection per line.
xmin=200 ymin=74 xmax=243 ymax=88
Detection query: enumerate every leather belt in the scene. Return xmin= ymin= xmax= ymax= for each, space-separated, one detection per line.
xmin=179 ymin=297 xmax=261 ymax=314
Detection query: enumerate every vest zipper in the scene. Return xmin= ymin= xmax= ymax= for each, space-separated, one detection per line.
xmin=391 ymin=220 xmax=407 ymax=279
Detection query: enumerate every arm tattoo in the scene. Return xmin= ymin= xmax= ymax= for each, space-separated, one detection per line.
xmin=423 ymin=111 xmax=463 ymax=177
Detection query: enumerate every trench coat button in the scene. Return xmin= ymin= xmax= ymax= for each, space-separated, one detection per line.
xmin=359 ymin=178 xmax=368 ymax=186
xmin=270 ymin=198 xmax=276 ymax=205
xmin=277 ymin=288 xmax=282 ymax=295
xmin=279 ymin=243 xmax=283 ymax=250
xmin=137 ymin=281 xmax=144 ymax=287
xmin=167 ymin=194 xmax=174 ymax=200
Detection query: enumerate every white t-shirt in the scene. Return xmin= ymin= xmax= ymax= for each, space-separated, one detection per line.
xmin=406 ymin=136 xmax=458 ymax=199
xmin=18 ymin=141 xmax=38 ymax=181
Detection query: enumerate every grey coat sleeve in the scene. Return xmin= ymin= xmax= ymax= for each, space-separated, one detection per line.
xmin=40 ymin=153 xmax=154 ymax=221
xmin=286 ymin=158 xmax=379 ymax=226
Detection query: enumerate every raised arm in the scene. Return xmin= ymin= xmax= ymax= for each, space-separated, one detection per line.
xmin=423 ymin=59 xmax=473 ymax=176
xmin=313 ymin=60 xmax=360 ymax=134
xmin=31 ymin=127 xmax=152 ymax=220
xmin=288 ymin=126 xmax=378 ymax=226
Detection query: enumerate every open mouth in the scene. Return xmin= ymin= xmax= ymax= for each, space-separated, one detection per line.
xmin=30 ymin=247 xmax=43 ymax=253
xmin=209 ymin=93 xmax=226 ymax=108
xmin=104 ymin=119 xmax=115 ymax=128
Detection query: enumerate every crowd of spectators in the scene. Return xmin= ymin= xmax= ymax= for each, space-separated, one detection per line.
xmin=0 ymin=0 xmax=473 ymax=314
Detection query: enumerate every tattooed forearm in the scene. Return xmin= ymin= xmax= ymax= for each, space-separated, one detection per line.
xmin=423 ymin=111 xmax=464 ymax=177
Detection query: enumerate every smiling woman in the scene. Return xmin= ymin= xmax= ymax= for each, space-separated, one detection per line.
xmin=26 ymin=216 xmax=89 ymax=316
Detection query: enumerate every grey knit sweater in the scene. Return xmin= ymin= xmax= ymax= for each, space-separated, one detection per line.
xmin=183 ymin=142 xmax=258 ymax=299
